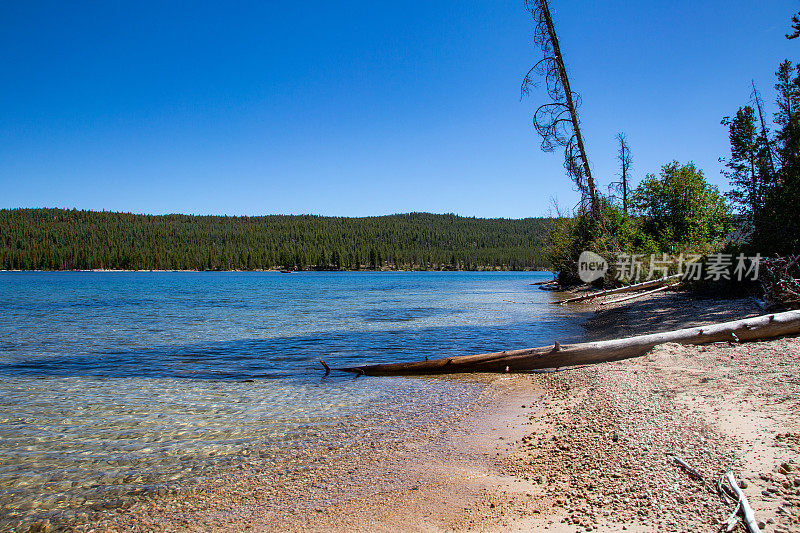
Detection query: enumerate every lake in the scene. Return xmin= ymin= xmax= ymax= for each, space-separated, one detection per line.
xmin=0 ymin=271 xmax=582 ymax=528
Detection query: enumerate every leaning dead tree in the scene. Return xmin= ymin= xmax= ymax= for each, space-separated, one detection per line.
xmin=321 ymin=310 xmax=800 ymax=376
xmin=522 ymin=0 xmax=600 ymax=219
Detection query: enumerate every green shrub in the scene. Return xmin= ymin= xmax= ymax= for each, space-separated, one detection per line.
xmin=548 ymin=162 xmax=731 ymax=285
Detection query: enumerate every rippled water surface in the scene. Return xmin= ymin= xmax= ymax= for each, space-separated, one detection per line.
xmin=0 ymin=271 xmax=582 ymax=527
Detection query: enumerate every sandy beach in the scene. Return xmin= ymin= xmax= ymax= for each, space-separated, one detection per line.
xmin=8 ymin=2 xmax=800 ymax=531
xmin=58 ymin=291 xmax=800 ymax=533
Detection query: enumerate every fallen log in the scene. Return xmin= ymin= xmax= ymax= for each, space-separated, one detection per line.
xmin=555 ymin=274 xmax=682 ymax=305
xmin=538 ymin=282 xmax=561 ymax=291
xmin=322 ymin=310 xmax=800 ymax=376
xmin=600 ymin=282 xmax=680 ymax=305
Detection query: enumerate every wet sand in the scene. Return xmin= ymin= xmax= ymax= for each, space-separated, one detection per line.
xmin=61 ymin=292 xmax=800 ymax=532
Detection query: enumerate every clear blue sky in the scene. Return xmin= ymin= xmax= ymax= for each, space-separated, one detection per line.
xmin=1 ymin=1 xmax=797 ymax=218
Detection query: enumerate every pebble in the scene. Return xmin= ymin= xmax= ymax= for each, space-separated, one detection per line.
xmin=28 ymin=520 xmax=50 ymax=532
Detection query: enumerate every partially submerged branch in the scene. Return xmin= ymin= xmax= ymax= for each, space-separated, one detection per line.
xmin=321 ymin=310 xmax=800 ymax=376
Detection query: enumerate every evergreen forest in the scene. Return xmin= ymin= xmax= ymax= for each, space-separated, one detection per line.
xmin=0 ymin=209 xmax=554 ymax=271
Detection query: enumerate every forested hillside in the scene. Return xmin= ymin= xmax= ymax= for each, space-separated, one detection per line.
xmin=0 ymin=209 xmax=554 ymax=271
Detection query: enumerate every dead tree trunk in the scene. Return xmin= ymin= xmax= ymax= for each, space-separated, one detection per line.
xmin=322 ymin=310 xmax=800 ymax=376
xmin=616 ymin=132 xmax=631 ymax=214
xmin=599 ymin=281 xmax=678 ymax=305
xmin=752 ymin=80 xmax=777 ymax=178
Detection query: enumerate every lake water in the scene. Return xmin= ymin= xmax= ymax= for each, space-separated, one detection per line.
xmin=0 ymin=271 xmax=582 ymax=528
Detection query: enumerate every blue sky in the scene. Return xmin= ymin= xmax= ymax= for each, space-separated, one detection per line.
xmin=1 ymin=1 xmax=797 ymax=218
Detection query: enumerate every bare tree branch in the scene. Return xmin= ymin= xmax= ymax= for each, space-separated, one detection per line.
xmin=608 ymin=133 xmax=632 ymax=214
xmin=750 ymin=80 xmax=777 ymax=177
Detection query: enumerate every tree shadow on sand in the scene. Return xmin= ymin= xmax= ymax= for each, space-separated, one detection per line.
xmin=581 ymin=292 xmax=763 ymax=342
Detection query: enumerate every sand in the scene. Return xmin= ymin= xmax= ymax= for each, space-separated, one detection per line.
xmin=61 ymin=291 xmax=800 ymax=533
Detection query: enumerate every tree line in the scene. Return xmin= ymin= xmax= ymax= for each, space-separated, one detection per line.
xmin=0 ymin=209 xmax=554 ymax=271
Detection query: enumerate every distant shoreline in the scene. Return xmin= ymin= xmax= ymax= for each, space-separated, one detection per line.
xmin=1 ymin=209 xmax=554 ymax=272
xmin=0 ymin=268 xmax=554 ymax=273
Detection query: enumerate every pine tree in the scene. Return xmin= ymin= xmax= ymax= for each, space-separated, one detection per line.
xmin=774 ymin=61 xmax=800 ymax=177
xmin=786 ymin=10 xmax=800 ymax=39
xmin=722 ymin=106 xmax=763 ymax=222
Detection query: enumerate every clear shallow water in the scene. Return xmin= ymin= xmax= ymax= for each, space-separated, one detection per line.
xmin=0 ymin=272 xmax=582 ymax=527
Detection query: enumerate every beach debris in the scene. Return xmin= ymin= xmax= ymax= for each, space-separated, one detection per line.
xmin=669 ymin=454 xmax=703 ymax=480
xmin=324 ymin=310 xmax=800 ymax=375
xmin=667 ymin=457 xmax=762 ymax=532
xmin=555 ymin=274 xmax=682 ymax=305
xmin=599 ymin=282 xmax=680 ymax=306
xmin=720 ymin=472 xmax=762 ymax=533
xmin=761 ymin=255 xmax=800 ymax=308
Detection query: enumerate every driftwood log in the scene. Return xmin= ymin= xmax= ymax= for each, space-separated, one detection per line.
xmin=600 ymin=282 xmax=680 ymax=306
xmin=322 ymin=310 xmax=800 ymax=376
xmin=555 ymin=274 xmax=682 ymax=305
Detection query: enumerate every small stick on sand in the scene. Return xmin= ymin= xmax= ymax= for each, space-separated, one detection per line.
xmin=669 ymin=454 xmax=703 ymax=480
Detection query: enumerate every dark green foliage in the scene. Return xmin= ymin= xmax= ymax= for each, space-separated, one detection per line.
xmin=0 ymin=209 xmax=554 ymax=271
xmin=760 ymin=61 xmax=800 ymax=253
xmin=787 ymin=10 xmax=800 ymax=39
xmin=547 ymin=200 xmax=654 ymax=285
xmin=774 ymin=61 xmax=800 ymax=178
